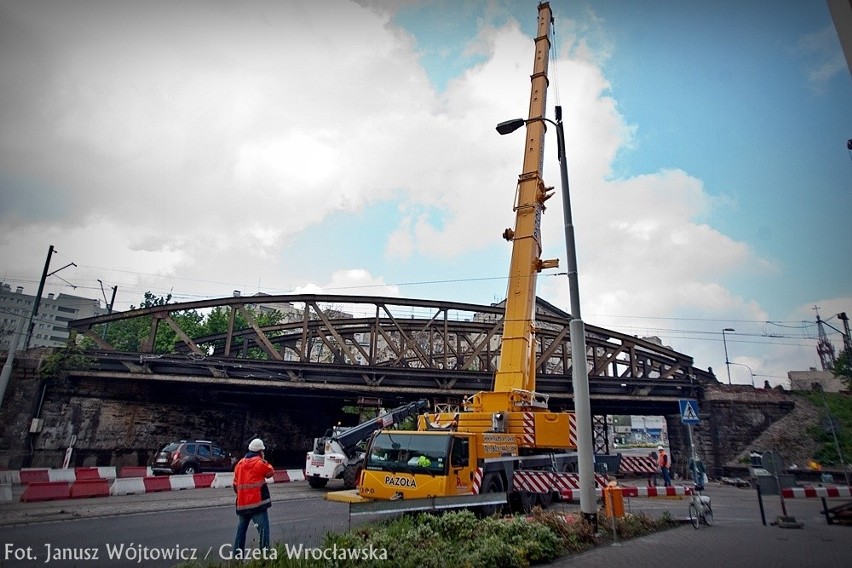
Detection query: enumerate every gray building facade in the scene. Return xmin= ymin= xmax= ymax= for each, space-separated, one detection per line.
xmin=0 ymin=282 xmax=107 ymax=350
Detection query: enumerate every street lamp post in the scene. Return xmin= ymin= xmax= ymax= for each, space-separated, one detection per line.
xmin=497 ymin=105 xmax=596 ymax=527
xmin=729 ymin=361 xmax=755 ymax=387
xmin=722 ymin=328 xmax=735 ymax=385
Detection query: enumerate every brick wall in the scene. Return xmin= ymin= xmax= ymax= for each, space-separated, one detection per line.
xmin=2 ymin=350 xmax=814 ymax=476
xmin=666 ymin=383 xmax=798 ymax=478
xmin=0 ymin=349 xmax=354 ymax=469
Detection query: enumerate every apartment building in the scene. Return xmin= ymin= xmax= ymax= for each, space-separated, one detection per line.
xmin=0 ymin=282 xmax=107 ymax=350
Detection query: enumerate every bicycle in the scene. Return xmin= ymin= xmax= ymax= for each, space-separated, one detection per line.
xmin=688 ymin=485 xmax=713 ymax=528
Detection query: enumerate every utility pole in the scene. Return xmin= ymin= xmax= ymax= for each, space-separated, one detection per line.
xmin=815 ymin=307 xmax=839 ymax=370
xmin=24 ymin=245 xmax=55 ymax=349
xmin=722 ymin=328 xmax=734 ymax=385
xmin=98 ymin=280 xmax=118 ymax=339
xmin=837 ymin=312 xmax=851 ymax=355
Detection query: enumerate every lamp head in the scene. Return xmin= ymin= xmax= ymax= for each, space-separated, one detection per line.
xmin=496 ymin=118 xmax=526 ymax=135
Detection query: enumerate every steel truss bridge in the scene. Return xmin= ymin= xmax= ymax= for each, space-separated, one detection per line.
xmin=69 ymin=294 xmax=711 ymax=419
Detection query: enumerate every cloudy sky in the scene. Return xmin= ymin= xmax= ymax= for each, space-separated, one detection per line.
xmin=1 ymin=0 xmax=850 ymax=387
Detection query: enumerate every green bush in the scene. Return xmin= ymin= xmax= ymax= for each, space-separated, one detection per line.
xmin=322 ymin=510 xmax=562 ymax=568
xmin=179 ymin=506 xmax=680 ymax=568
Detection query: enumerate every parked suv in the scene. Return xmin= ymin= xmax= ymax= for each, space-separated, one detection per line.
xmin=151 ymin=440 xmax=236 ymax=475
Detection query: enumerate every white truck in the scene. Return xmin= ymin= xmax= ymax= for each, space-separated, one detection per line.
xmin=305 ymin=400 xmax=429 ymax=489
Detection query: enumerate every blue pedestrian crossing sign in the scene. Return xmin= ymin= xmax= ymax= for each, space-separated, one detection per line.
xmin=679 ymin=399 xmax=700 ymax=424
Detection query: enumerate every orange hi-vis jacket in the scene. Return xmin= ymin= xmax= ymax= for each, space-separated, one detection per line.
xmin=234 ymin=455 xmax=274 ymax=514
xmin=657 ymin=451 xmax=669 ymax=468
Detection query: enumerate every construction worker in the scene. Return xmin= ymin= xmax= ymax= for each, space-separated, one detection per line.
xmin=233 ymin=438 xmax=275 ymax=553
xmin=657 ymin=445 xmax=671 ymax=487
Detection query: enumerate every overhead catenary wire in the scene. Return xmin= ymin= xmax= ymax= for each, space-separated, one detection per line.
xmin=2 ymin=268 xmax=839 ymax=339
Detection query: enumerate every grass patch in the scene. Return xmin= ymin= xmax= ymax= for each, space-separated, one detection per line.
xmin=800 ymin=391 xmax=852 ymax=467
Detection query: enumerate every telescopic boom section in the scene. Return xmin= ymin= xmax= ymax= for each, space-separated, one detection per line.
xmin=493 ymin=2 xmax=557 ymax=398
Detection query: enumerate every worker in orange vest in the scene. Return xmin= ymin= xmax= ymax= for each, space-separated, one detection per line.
xmin=233 ymin=438 xmax=275 ymax=553
xmin=657 ymin=445 xmax=671 ymax=487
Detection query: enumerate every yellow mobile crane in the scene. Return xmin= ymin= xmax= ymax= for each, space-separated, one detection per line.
xmin=356 ymin=2 xmax=577 ymax=512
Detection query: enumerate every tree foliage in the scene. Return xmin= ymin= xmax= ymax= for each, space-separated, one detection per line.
xmin=82 ymin=292 xmax=283 ymax=355
xmin=832 ymin=349 xmax=852 ymax=390
xmin=41 ymin=331 xmax=92 ymax=379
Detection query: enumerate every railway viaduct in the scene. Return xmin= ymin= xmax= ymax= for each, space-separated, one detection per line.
xmin=0 ymin=294 xmax=798 ymax=477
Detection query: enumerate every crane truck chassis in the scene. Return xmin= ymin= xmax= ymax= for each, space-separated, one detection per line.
xmin=356 ymin=427 xmax=582 ymax=516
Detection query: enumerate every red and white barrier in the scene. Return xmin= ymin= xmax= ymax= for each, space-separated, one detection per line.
xmin=110 ymin=477 xmax=147 ymax=496
xmin=69 ymin=479 xmax=111 ymax=499
xmin=558 ymin=488 xmax=604 ymax=500
xmin=193 ymin=473 xmax=216 ymax=488
xmin=621 ymin=485 xmax=693 ymax=498
xmin=618 ymin=456 xmax=657 ymax=475
xmin=118 ymin=466 xmax=153 ymax=478
xmin=781 ymin=486 xmax=852 ymax=499
xmin=212 ymin=472 xmax=234 ymax=489
xmin=270 ymin=469 xmax=305 ymax=483
xmin=20 ymin=481 xmax=72 ymax=502
xmin=13 ymin=467 xmax=117 ymax=485
xmin=21 ymin=469 xmax=306 ymax=502
xmin=169 ymin=474 xmax=197 ymax=491
xmin=0 ymin=470 xmax=21 ymax=485
xmin=513 ymin=470 xmax=608 ymax=495
xmin=556 ymin=485 xmax=693 ymax=501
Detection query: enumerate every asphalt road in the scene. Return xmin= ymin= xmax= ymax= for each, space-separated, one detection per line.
xmin=2 ymin=478 xmax=850 ymax=568
xmin=1 ymin=482 xmax=352 ymax=567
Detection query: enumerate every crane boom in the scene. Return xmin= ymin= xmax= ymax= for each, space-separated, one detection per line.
xmin=493 ymin=1 xmax=556 ymax=396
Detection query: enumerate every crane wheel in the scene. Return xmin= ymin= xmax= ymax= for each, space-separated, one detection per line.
xmin=476 ymin=473 xmax=506 ymax=517
xmin=509 ymin=489 xmax=534 ymax=514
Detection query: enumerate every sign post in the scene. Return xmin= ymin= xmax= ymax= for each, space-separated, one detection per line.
xmin=679 ymin=400 xmax=700 ymax=484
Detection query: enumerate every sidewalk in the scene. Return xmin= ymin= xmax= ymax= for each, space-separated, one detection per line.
xmin=553 ymin=483 xmax=852 ymax=568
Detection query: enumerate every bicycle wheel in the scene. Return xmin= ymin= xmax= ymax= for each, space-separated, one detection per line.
xmin=702 ymin=503 xmax=713 ymax=526
xmin=688 ymin=502 xmax=700 ymax=529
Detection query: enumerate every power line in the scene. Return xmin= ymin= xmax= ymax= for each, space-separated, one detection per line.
xmin=3 ymin=267 xmax=846 ymax=345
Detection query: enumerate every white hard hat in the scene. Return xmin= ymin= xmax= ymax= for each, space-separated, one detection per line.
xmin=657 ymin=445 xmax=664 ymax=451
xmin=249 ymin=438 xmax=265 ymax=452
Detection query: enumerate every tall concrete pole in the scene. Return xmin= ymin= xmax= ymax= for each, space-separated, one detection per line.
xmin=554 ymin=106 xmax=596 ymax=527
xmin=0 ymin=317 xmax=25 ymax=407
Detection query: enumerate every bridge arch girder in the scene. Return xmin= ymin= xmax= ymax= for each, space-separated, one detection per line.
xmin=68 ymin=294 xmax=712 ymax=401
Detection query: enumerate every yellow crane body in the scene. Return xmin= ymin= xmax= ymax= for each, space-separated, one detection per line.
xmin=356 ymin=3 xmax=577 ymax=508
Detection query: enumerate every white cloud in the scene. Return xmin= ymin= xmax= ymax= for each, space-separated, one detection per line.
xmin=797 ymin=24 xmax=847 ymax=90
xmin=0 ymin=0 xmax=841 ymax=389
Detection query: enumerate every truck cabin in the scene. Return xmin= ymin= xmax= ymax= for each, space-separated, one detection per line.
xmin=365 ymin=431 xmax=471 ymax=476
